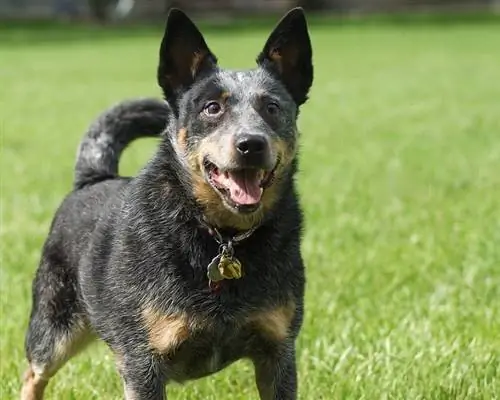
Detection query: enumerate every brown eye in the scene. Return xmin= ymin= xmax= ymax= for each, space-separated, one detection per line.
xmin=204 ymin=101 xmax=222 ymax=116
xmin=266 ymin=102 xmax=280 ymax=115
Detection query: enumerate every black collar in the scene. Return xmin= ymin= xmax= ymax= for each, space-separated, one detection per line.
xmin=199 ymin=218 xmax=259 ymax=247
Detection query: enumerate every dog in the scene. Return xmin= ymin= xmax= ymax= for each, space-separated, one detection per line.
xmin=21 ymin=7 xmax=313 ymax=400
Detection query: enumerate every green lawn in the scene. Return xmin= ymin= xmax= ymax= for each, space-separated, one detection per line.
xmin=1 ymin=17 xmax=500 ymax=399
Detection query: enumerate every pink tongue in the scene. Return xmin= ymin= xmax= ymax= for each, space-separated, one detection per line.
xmin=227 ymin=172 xmax=263 ymax=205
xmin=213 ymin=170 xmax=263 ymax=205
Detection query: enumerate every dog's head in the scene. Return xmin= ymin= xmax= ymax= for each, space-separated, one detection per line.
xmin=158 ymin=8 xmax=313 ymax=230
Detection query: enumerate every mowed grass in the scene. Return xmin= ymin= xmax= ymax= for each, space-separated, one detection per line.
xmin=1 ymin=18 xmax=500 ymax=399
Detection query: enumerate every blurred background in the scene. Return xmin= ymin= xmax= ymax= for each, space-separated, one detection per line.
xmin=1 ymin=0 xmax=499 ymax=22
xmin=2 ymin=0 xmax=500 ymax=399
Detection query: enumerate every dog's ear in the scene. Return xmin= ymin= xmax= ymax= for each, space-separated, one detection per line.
xmin=257 ymin=7 xmax=313 ymax=106
xmin=157 ymin=9 xmax=217 ymax=106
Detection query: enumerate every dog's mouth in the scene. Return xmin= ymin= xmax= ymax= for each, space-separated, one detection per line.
xmin=203 ymin=158 xmax=276 ymax=213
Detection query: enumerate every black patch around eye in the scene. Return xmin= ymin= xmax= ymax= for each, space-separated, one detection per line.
xmin=192 ymin=79 xmax=225 ymax=112
xmin=254 ymin=95 xmax=282 ymax=122
xmin=266 ymin=102 xmax=280 ymax=115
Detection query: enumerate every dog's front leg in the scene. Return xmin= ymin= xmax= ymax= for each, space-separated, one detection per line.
xmin=117 ymin=352 xmax=166 ymax=400
xmin=252 ymin=342 xmax=298 ymax=400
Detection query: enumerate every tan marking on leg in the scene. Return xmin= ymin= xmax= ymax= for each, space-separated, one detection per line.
xmin=114 ymin=352 xmax=140 ymax=400
xmin=21 ymin=365 xmax=48 ymax=400
xmin=51 ymin=322 xmax=94 ymax=370
xmin=177 ymin=128 xmax=188 ymax=150
xmin=114 ymin=351 xmax=125 ymax=376
xmin=142 ymin=308 xmax=190 ymax=355
xmin=248 ymin=302 xmax=296 ymax=342
xmin=21 ymin=319 xmax=94 ymax=400
xmin=123 ymin=383 xmax=141 ymax=400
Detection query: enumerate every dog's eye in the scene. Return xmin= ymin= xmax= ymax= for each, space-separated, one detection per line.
xmin=204 ymin=101 xmax=222 ymax=116
xmin=266 ymin=102 xmax=280 ymax=115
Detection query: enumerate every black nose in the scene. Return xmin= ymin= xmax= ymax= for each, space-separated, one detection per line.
xmin=236 ymin=135 xmax=267 ymax=155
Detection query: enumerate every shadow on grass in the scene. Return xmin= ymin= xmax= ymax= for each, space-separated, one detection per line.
xmin=1 ymin=11 xmax=499 ymax=47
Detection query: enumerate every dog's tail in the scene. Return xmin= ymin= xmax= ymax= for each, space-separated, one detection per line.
xmin=74 ymin=98 xmax=169 ymax=190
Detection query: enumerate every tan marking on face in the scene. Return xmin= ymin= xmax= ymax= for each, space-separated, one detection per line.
xmin=21 ymin=366 xmax=48 ymax=400
xmin=191 ymin=172 xmax=265 ymax=230
xmin=185 ymin=129 xmax=297 ymax=230
xmin=142 ymin=308 xmax=190 ymax=355
xmin=272 ymin=135 xmax=297 ymax=170
xmin=187 ymin=133 xmax=264 ymax=230
xmin=248 ymin=302 xmax=296 ymax=342
xmin=254 ymin=135 xmax=297 ymax=214
xmin=220 ymin=91 xmax=231 ymax=102
xmin=189 ymin=132 xmax=237 ymax=171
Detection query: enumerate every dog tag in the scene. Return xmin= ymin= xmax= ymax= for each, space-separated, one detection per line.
xmin=218 ymin=254 xmax=242 ymax=280
xmin=207 ymin=254 xmax=224 ymax=282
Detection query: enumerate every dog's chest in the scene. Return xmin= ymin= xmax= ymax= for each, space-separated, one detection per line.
xmin=163 ymin=330 xmax=247 ymax=382
xmin=142 ymin=302 xmax=295 ymax=382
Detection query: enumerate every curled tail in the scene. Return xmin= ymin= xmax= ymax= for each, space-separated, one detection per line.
xmin=74 ymin=98 xmax=169 ymax=189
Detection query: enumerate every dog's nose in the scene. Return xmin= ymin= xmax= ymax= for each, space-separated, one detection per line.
xmin=236 ymin=135 xmax=267 ymax=155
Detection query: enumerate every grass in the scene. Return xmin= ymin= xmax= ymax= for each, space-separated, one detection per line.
xmin=1 ymin=17 xmax=500 ymax=399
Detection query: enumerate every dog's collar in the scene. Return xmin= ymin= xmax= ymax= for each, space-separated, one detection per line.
xmin=205 ymin=224 xmax=258 ymax=245
xmin=198 ymin=216 xmax=259 ymax=244
xmin=199 ymin=219 xmax=259 ymax=291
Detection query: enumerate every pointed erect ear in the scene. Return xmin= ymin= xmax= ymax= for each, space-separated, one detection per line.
xmin=257 ymin=7 xmax=313 ymax=106
xmin=157 ymin=9 xmax=217 ymax=106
